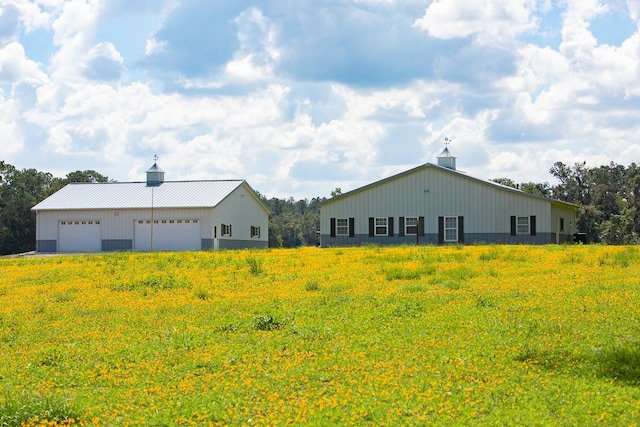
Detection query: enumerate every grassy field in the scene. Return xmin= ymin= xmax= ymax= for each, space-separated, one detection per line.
xmin=1 ymin=245 xmax=640 ymax=426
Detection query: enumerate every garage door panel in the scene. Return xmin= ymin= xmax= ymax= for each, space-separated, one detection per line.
xmin=134 ymin=219 xmax=201 ymax=251
xmin=59 ymin=220 xmax=102 ymax=252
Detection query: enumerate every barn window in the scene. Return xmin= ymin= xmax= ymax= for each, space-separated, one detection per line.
xmin=375 ymin=217 xmax=388 ymax=236
xmin=161 ymin=220 xmax=167 ymax=224
xmin=177 ymin=220 xmax=183 ymax=223
xmin=251 ymin=226 xmax=261 ymax=238
xmin=336 ymin=219 xmax=349 ymax=236
xmin=169 ymin=220 xmax=174 ymax=224
xmin=193 ymin=220 xmax=198 ymax=224
xmin=222 ymin=224 xmax=232 ymax=236
xmin=96 ymin=221 xmax=100 ymax=225
xmin=405 ymin=216 xmax=418 ymax=235
xmin=444 ymin=216 xmax=458 ymax=242
xmin=560 ymin=217 xmax=565 ymax=232
xmin=516 ymin=216 xmax=530 ymax=234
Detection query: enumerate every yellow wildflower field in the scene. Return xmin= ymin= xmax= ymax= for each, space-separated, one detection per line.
xmin=1 ymin=245 xmax=639 ymax=425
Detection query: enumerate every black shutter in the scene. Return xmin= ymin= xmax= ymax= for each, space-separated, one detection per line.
xmin=399 ymin=217 xmax=405 ymax=237
xmin=458 ymin=216 xmax=464 ymax=243
xmin=388 ymin=217 xmax=394 ymax=237
xmin=330 ymin=218 xmax=336 ymax=237
xmin=530 ymin=216 xmax=536 ymax=236
xmin=418 ymin=217 xmax=425 ymax=236
xmin=438 ymin=216 xmax=444 ymax=244
xmin=510 ymin=216 xmax=516 ymax=236
xmin=369 ymin=217 xmax=374 ymax=237
xmin=349 ymin=218 xmax=355 ymax=237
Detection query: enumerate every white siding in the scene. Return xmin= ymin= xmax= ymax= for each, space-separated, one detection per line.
xmin=213 ymin=184 xmax=269 ymax=244
xmin=322 ymin=167 xmax=552 ymax=236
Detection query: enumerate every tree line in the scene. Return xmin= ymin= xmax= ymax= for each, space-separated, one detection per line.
xmin=1 ymin=159 xmax=639 ymax=255
xmin=257 ymin=194 xmax=325 ymax=248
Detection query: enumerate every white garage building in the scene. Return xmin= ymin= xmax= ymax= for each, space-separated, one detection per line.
xmin=32 ymin=162 xmax=269 ymax=252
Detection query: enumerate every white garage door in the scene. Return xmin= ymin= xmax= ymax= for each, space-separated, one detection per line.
xmin=134 ymin=219 xmax=201 ymax=251
xmin=58 ymin=220 xmax=102 ymax=252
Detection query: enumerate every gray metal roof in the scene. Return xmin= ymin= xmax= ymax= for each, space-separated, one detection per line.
xmin=32 ymin=180 xmax=250 ymax=211
xmin=146 ymin=163 xmax=164 ymax=173
xmin=437 ymin=147 xmax=454 ymax=158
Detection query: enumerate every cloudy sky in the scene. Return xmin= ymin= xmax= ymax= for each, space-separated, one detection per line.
xmin=1 ymin=0 xmax=640 ymax=199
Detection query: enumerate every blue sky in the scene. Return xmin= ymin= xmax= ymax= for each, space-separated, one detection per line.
xmin=1 ymin=0 xmax=640 ymax=199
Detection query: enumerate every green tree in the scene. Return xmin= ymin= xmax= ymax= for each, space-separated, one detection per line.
xmin=549 ymin=161 xmax=640 ymax=243
xmin=0 ymin=161 xmax=54 ymax=254
xmin=490 ymin=177 xmax=518 ymax=189
xmin=258 ymin=194 xmax=325 ymax=248
xmin=549 ymin=161 xmax=592 ymax=205
xmin=519 ymin=182 xmax=551 ymax=197
xmin=49 ymin=169 xmax=110 ymax=194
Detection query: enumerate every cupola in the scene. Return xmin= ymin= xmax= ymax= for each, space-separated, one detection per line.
xmin=146 ymin=155 xmax=165 ymax=186
xmin=436 ymin=138 xmax=456 ymax=170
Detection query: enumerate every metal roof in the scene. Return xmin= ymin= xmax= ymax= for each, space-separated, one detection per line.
xmin=437 ymin=147 xmax=454 ymax=158
xmin=146 ymin=162 xmax=164 ymax=173
xmin=32 ymin=180 xmax=249 ymax=211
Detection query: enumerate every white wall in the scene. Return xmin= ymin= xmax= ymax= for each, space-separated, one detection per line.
xmin=213 ymin=183 xmax=269 ymax=244
xmin=321 ymin=166 xmax=555 ymax=236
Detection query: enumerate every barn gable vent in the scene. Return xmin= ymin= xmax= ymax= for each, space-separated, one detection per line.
xmin=146 ymin=161 xmax=165 ymax=186
xmin=436 ymin=138 xmax=456 ymax=170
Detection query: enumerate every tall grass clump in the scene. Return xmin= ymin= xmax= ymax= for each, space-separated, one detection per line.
xmin=252 ymin=314 xmax=284 ymax=331
xmin=385 ymin=265 xmax=435 ymax=281
xmin=305 ymin=280 xmax=320 ymax=291
xmin=245 ymin=255 xmax=265 ymax=276
xmin=0 ymin=393 xmax=80 ymax=426
xmin=598 ymin=343 xmax=640 ymax=384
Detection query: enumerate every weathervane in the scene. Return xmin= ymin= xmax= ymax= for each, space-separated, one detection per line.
xmin=444 ymin=137 xmax=452 ymax=148
xmin=153 ymin=154 xmax=159 ymax=163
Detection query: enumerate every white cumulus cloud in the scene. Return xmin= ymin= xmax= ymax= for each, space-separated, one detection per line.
xmin=414 ymin=0 xmax=538 ymax=41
